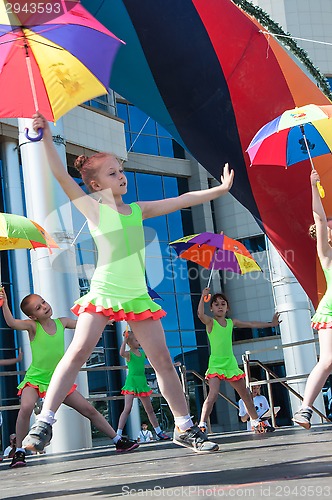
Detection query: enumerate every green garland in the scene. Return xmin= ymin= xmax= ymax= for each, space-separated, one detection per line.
xmin=232 ymin=0 xmax=332 ymax=101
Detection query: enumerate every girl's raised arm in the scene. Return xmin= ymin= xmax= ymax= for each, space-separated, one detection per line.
xmin=311 ymin=169 xmax=332 ymax=265
xmin=119 ymin=334 xmax=130 ymax=360
xmin=32 ymin=112 xmax=99 ymax=223
xmin=139 ymin=163 xmax=234 ymax=219
xmin=197 ymin=288 xmax=214 ymax=330
xmin=0 ymin=288 xmax=35 ymax=337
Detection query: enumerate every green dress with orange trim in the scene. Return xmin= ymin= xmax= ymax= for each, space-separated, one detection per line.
xmin=311 ymin=267 xmax=332 ymax=330
xmin=72 ymin=203 xmax=165 ymax=321
xmin=121 ymin=349 xmax=153 ymax=397
xmin=17 ymin=319 xmax=77 ymax=398
xmin=205 ymin=318 xmax=245 ymax=381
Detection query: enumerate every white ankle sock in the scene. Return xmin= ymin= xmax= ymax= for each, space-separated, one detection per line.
xmin=174 ymin=415 xmax=193 ymax=431
xmin=198 ymin=421 xmax=207 ymax=428
xmin=250 ymin=418 xmax=260 ymax=426
xmin=38 ymin=410 xmax=56 ymax=426
xmin=16 ymin=447 xmax=25 ymax=453
xmin=117 ymin=428 xmax=123 ymax=436
xmin=154 ymin=426 xmax=162 ymax=434
xmin=112 ymin=435 xmax=121 ymax=444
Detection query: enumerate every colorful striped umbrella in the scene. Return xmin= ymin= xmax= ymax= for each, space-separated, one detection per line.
xmin=0 ymin=212 xmax=58 ymax=250
xmin=247 ymin=104 xmax=332 ymax=197
xmin=83 ymin=0 xmax=330 ymax=307
xmin=170 ymin=232 xmax=261 ymax=299
xmin=0 ymin=212 xmax=59 ymax=306
xmin=0 ymin=1 xmax=124 ymax=126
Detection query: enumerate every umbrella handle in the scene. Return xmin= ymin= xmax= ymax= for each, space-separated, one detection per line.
xmin=317 ymin=181 xmax=325 ymax=198
xmin=204 ymin=294 xmax=211 ymax=303
xmin=24 ymin=128 xmax=43 ymax=142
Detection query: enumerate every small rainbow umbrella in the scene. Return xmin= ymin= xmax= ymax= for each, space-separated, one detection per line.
xmin=0 ymin=1 xmax=124 ymax=139
xmin=170 ymin=232 xmax=261 ymax=301
xmin=0 ymin=212 xmax=58 ymax=251
xmin=0 ymin=212 xmax=59 ymax=305
xmin=247 ymin=104 xmax=332 ymax=198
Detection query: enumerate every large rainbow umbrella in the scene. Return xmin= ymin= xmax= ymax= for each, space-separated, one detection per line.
xmin=0 ymin=1 xmax=124 ymax=125
xmin=83 ymin=0 xmax=331 ymax=307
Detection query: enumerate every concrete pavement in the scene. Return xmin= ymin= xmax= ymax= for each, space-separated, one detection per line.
xmin=1 ymin=424 xmax=331 ymax=499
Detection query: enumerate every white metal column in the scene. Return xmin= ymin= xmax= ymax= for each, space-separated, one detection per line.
xmin=267 ymin=241 xmax=325 ymax=422
xmin=1 ymin=139 xmax=32 ymax=369
xmin=18 ymin=118 xmax=92 ymax=452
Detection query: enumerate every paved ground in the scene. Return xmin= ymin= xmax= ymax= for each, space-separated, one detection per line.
xmin=1 ymin=424 xmax=332 ymax=499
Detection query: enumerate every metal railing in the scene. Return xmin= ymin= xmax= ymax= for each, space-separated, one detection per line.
xmin=242 ymin=349 xmax=331 ymax=427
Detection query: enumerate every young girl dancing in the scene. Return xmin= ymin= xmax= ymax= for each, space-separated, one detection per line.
xmin=293 ymin=169 xmax=332 ymax=429
xmin=117 ymin=330 xmax=170 ymax=440
xmin=197 ymin=288 xmax=280 ymax=433
xmin=0 ymin=289 xmax=138 ymax=468
xmin=23 ymin=111 xmax=234 ymax=454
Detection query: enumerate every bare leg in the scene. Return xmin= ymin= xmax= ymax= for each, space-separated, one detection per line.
xmin=117 ymin=394 xmax=134 ymax=431
xmin=15 ymin=387 xmax=39 ymax=448
xmin=140 ymin=396 xmax=159 ymax=428
xmin=64 ymin=390 xmax=116 ymax=439
xmin=41 ymin=312 xmax=109 ymax=414
xmin=302 ymin=329 xmax=332 ymax=407
xmin=199 ymin=377 xmax=221 ymax=423
xmin=229 ymin=378 xmax=259 ymax=420
xmin=128 ymin=318 xmax=188 ymax=417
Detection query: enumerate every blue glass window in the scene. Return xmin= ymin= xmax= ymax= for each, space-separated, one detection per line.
xmin=116 ymin=101 xmax=185 ymax=159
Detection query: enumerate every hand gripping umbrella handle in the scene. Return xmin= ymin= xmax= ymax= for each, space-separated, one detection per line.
xmin=24 ymin=127 xmax=43 ymax=142
xmin=203 ymin=267 xmax=214 ymax=302
xmin=300 ymin=125 xmax=325 ymax=198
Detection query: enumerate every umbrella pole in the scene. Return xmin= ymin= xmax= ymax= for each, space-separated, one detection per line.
xmin=300 ymin=125 xmax=325 ymax=198
xmin=203 ymin=252 xmax=216 ymax=302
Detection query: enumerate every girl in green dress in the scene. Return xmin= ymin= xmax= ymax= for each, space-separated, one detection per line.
xmin=24 ymin=111 xmax=234 ymax=454
xmin=293 ymin=169 xmax=332 ymax=429
xmin=197 ymin=288 xmax=280 ymax=433
xmin=117 ymin=330 xmax=170 ymax=441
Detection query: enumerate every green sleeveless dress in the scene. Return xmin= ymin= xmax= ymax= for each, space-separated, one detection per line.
xmin=311 ymin=267 xmax=332 ymax=329
xmin=205 ymin=318 xmax=245 ymax=381
xmin=72 ymin=203 xmax=165 ymax=322
xmin=121 ymin=350 xmax=153 ymax=396
xmin=17 ymin=319 xmax=77 ymax=397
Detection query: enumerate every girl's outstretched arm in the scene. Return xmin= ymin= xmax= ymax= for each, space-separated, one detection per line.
xmin=139 ymin=163 xmax=234 ymax=219
xmin=32 ymin=112 xmax=99 ymax=224
xmin=233 ymin=312 xmax=280 ymax=329
xmin=311 ymin=169 xmax=332 ymax=265
xmin=197 ymin=288 xmax=214 ymax=331
xmin=0 ymin=347 xmax=23 ymax=366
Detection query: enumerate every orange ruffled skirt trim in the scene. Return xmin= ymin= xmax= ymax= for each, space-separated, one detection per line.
xmin=205 ymin=373 xmax=245 ymax=382
xmin=18 ymin=382 xmax=77 ymax=398
xmin=311 ymin=320 xmax=332 ymax=330
xmin=71 ymin=302 xmax=166 ymax=322
xmin=121 ymin=389 xmax=153 ymax=397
